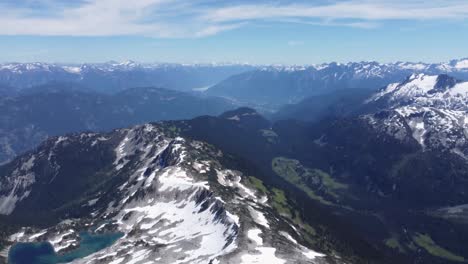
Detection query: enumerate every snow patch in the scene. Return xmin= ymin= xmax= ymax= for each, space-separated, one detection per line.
xmin=249 ymin=207 xmax=269 ymax=228
xmin=241 ymin=247 xmax=286 ymax=264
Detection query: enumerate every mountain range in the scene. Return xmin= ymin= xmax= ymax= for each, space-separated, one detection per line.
xmin=177 ymin=75 xmax=468 ymax=263
xmin=207 ymin=59 xmax=468 ymax=108
xmin=2 ymin=59 xmax=468 ymax=106
xmin=0 ymin=85 xmax=236 ymax=164
xmin=0 ymin=62 xmax=255 ymax=93
xmin=0 ymin=58 xmax=467 ymax=264
xmin=365 ymin=73 xmax=468 ymax=158
xmin=0 ymin=121 xmax=350 ymax=264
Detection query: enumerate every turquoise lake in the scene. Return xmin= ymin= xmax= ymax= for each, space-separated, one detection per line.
xmin=8 ymin=232 xmax=123 ymax=264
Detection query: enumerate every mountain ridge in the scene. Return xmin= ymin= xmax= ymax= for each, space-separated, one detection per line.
xmin=0 ymin=122 xmax=349 ymax=264
xmin=0 ymin=85 xmax=237 ymax=164
xmin=365 ymin=73 xmax=468 ymax=158
xmin=206 ymin=59 xmax=468 ymax=107
xmin=0 ymin=62 xmax=255 ymax=93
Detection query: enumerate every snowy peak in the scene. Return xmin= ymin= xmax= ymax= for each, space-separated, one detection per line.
xmin=2 ymin=58 xmax=468 ymax=77
xmin=0 ymin=61 xmax=252 ymax=75
xmin=370 ymin=73 xmax=468 ymax=110
xmin=448 ymin=58 xmax=468 ymax=69
xmin=1 ymin=123 xmax=331 ymax=264
xmin=258 ymin=58 xmax=468 ymax=75
xmin=207 ymin=58 xmax=468 ymax=107
xmin=365 ymin=74 xmax=468 ymax=158
xmin=0 ymin=62 xmax=63 ymax=74
xmin=0 ymin=61 xmax=256 ymax=93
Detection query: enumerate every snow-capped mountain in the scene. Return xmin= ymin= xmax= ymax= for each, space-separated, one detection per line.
xmin=2 ymin=106 xmax=468 ymax=263
xmin=365 ymin=74 xmax=468 ymax=158
xmin=1 ymin=58 xmax=468 ymax=99
xmin=0 ymin=123 xmax=335 ymax=264
xmin=0 ymin=62 xmax=255 ymax=93
xmin=207 ymin=59 xmax=468 ymax=107
xmin=265 ymin=58 xmax=468 ymax=76
xmin=369 ymin=74 xmax=468 ymax=109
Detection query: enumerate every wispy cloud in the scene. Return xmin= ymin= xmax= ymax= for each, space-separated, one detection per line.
xmin=287 ymin=40 xmax=304 ymax=47
xmin=278 ymin=18 xmax=379 ymax=29
xmin=0 ymin=0 xmax=467 ymax=38
xmin=204 ymin=1 xmax=468 ymax=22
xmin=0 ymin=0 xmax=231 ymax=37
xmin=193 ymin=22 xmax=247 ymax=38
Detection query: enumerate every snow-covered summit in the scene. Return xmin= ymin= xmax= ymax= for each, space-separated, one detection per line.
xmin=370 ymin=73 xmax=468 ymax=110
xmin=1 ymin=124 xmax=331 ymax=264
xmin=0 ymin=62 xmax=63 ymax=74
xmin=365 ymin=74 xmax=468 ymax=159
xmin=0 ymin=61 xmax=256 ymax=92
xmin=0 ymin=61 xmax=254 ymax=75
xmin=259 ymin=58 xmax=468 ymax=75
xmin=2 ymin=58 xmax=468 ymax=77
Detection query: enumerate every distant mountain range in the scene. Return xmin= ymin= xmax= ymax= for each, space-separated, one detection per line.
xmin=2 ymin=59 xmax=468 ymax=108
xmin=0 ymin=61 xmax=255 ymax=93
xmin=206 ymin=58 xmax=468 ymax=107
xmin=0 ymin=85 xmax=236 ymax=164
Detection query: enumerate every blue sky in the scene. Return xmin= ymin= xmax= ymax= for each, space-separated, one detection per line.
xmin=1 ymin=0 xmax=468 ymax=64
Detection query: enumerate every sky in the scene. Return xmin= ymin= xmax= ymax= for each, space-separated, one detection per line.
xmin=1 ymin=0 xmax=468 ymax=64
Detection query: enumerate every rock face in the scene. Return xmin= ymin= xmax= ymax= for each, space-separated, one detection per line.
xmin=0 ymin=124 xmax=332 ymax=264
xmin=365 ymin=74 xmax=468 ymax=158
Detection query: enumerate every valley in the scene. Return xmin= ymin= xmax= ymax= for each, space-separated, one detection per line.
xmin=0 ymin=62 xmax=467 ymax=264
xmin=1 ymin=2 xmax=467 ymax=262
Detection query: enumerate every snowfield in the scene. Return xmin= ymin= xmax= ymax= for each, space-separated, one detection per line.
xmin=6 ymin=124 xmax=329 ymax=264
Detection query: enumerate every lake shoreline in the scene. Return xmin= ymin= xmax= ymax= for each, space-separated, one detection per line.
xmin=7 ymin=232 xmax=123 ymax=264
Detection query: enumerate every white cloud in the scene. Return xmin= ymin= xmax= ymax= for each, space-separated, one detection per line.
xmin=0 ymin=0 xmax=467 ymax=37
